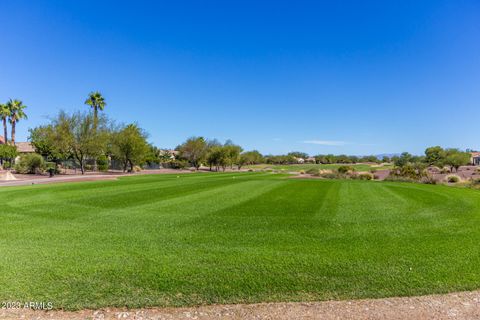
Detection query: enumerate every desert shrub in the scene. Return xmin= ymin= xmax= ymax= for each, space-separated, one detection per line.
xmin=97 ymin=155 xmax=109 ymax=172
xmin=384 ymin=175 xmax=417 ymax=183
xmin=337 ymin=165 xmax=354 ymax=174
xmin=446 ymin=175 xmax=460 ymax=183
xmin=440 ymin=167 xmax=450 ymax=174
xmin=2 ymin=161 xmax=12 ymax=169
xmin=166 ymin=160 xmax=188 ymax=169
xmin=320 ymin=172 xmax=344 ymax=179
xmin=14 ymin=153 xmax=45 ymax=174
xmin=306 ymin=168 xmax=319 ymax=175
xmin=420 ymin=175 xmax=437 ymax=184
xmin=468 ymin=178 xmax=480 ymax=189
xmin=358 ymin=173 xmax=373 ymax=180
xmin=390 ymin=163 xmax=428 ymax=181
xmin=299 ymin=170 xmax=305 ymax=175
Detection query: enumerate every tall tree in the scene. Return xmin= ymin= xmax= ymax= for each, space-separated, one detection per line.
xmin=224 ymin=140 xmax=243 ymax=169
xmin=85 ymin=91 xmax=106 ymax=170
xmin=444 ymin=149 xmax=471 ymax=172
xmin=424 ymin=146 xmax=445 ymax=166
xmin=0 ymin=103 xmax=9 ymax=144
xmin=84 ymin=91 xmax=106 ymax=130
xmin=53 ymin=111 xmax=108 ymax=174
xmin=177 ymin=137 xmax=208 ymax=170
xmin=111 ymin=124 xmax=149 ymax=172
xmin=6 ymin=99 xmax=27 ymax=145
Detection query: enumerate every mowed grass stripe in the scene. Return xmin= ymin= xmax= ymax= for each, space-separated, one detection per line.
xmin=1 ymin=173 xmax=480 ymax=309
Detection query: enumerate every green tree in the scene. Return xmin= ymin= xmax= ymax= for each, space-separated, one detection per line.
xmin=6 ymin=99 xmax=27 ymax=145
xmin=0 ymin=103 xmax=9 ymax=144
xmin=424 ymin=146 xmax=445 ymax=166
xmin=444 ymin=149 xmax=470 ymax=172
xmin=288 ymin=151 xmax=308 ymax=159
xmin=52 ymin=111 xmax=109 ymax=174
xmin=29 ymin=125 xmax=69 ymax=163
xmin=111 ymin=124 xmax=149 ymax=172
xmin=224 ymin=140 xmax=243 ymax=169
xmin=0 ymin=144 xmax=17 ymax=167
xmin=206 ymin=145 xmax=229 ymax=171
xmin=238 ymin=150 xmax=264 ymax=169
xmin=394 ymin=152 xmax=413 ymax=168
xmin=177 ymin=137 xmax=208 ymax=170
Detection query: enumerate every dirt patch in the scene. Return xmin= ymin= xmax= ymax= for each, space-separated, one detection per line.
xmin=2 ymin=290 xmax=480 ymax=319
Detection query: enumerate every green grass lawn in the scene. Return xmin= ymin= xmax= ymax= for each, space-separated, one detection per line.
xmin=1 ymin=172 xmax=480 ymax=310
xmin=245 ymin=163 xmax=393 ymax=172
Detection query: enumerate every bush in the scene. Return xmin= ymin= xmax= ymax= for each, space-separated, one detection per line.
xmin=2 ymin=161 xmax=12 ymax=169
xmin=468 ymin=178 xmax=480 ymax=189
xmin=97 ymin=155 xmax=109 ymax=172
xmin=440 ymin=167 xmax=450 ymax=174
xmin=446 ymin=175 xmax=460 ymax=183
xmin=45 ymin=162 xmax=60 ymax=174
xmin=166 ymin=160 xmax=188 ymax=170
xmin=306 ymin=168 xmax=319 ymax=175
xmin=14 ymin=153 xmax=45 ymax=174
xmin=358 ymin=173 xmax=373 ymax=180
xmin=384 ymin=175 xmax=417 ymax=183
xmin=320 ymin=172 xmax=344 ymax=179
xmin=299 ymin=170 xmax=305 ymax=174
xmin=337 ymin=165 xmax=354 ymax=174
xmin=420 ymin=175 xmax=437 ymax=185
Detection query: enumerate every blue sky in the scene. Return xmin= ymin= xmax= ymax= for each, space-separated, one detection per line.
xmin=0 ymin=0 xmax=479 ymax=155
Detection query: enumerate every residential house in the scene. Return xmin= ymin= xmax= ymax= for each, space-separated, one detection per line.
xmin=0 ymin=135 xmax=35 ymax=162
xmin=294 ymin=157 xmax=305 ymax=164
xmin=471 ymin=152 xmax=480 ymax=166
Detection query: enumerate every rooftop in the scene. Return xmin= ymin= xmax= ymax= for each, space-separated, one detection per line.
xmin=15 ymin=142 xmax=35 ymax=153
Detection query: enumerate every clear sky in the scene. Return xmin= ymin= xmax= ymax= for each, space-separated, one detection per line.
xmin=0 ymin=0 xmax=479 ymax=155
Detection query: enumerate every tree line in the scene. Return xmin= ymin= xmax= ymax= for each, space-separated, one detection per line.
xmin=0 ymin=99 xmax=28 ymax=167
xmin=2 ymin=92 xmax=476 ymax=175
xmin=174 ymin=137 xmax=263 ymax=171
xmin=29 ymin=92 xmax=150 ymax=174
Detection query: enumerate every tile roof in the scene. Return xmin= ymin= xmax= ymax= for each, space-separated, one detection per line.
xmin=15 ymin=142 xmax=35 ymax=153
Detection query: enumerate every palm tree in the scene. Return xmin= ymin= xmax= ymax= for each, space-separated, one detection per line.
xmin=84 ymin=91 xmax=106 ymax=130
xmin=0 ymin=103 xmax=9 ymax=144
xmin=6 ymin=99 xmax=27 ymax=145
xmin=85 ymin=91 xmax=106 ymax=171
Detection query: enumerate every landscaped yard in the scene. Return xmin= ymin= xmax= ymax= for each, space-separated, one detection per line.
xmin=245 ymin=163 xmax=393 ymax=172
xmin=1 ymin=172 xmax=480 ymax=310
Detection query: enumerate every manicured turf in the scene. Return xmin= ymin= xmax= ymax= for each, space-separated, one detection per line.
xmin=245 ymin=163 xmax=393 ymax=172
xmin=1 ymin=172 xmax=480 ymax=310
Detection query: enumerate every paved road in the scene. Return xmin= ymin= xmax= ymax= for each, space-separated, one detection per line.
xmin=0 ymin=174 xmax=120 ymax=187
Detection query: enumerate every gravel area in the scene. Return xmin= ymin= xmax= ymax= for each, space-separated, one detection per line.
xmin=1 ymin=290 xmax=480 ymax=319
